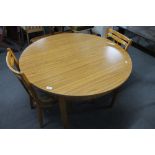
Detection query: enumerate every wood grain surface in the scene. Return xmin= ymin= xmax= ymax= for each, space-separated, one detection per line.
xmin=19 ymin=33 xmax=132 ymax=98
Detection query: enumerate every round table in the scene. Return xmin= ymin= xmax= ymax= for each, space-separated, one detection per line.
xmin=19 ymin=33 xmax=132 ymax=128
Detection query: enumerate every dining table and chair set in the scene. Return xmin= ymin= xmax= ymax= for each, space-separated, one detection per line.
xmin=6 ymin=27 xmax=133 ymax=128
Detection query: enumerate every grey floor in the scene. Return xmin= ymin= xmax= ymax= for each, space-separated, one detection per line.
xmin=1 ymin=45 xmax=155 ymax=129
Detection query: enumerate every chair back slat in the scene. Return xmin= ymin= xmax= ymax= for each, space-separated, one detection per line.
xmin=105 ymin=28 xmax=132 ymax=50
xmin=107 ymin=33 xmax=128 ymax=47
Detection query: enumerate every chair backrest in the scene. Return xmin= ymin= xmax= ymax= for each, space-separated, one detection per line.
xmin=69 ymin=26 xmax=94 ymax=33
xmin=23 ymin=26 xmax=45 ymax=34
xmin=6 ymin=48 xmax=39 ymax=103
xmin=105 ymin=28 xmax=132 ymax=51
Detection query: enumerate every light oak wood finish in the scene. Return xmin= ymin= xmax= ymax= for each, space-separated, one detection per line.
xmin=19 ymin=33 xmax=132 ymax=128
xmin=6 ymin=48 xmax=56 ymax=127
xmin=105 ymin=28 xmax=132 ymax=51
xmin=20 ymin=33 xmax=132 ymax=97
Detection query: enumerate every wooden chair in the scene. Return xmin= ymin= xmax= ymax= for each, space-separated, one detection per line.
xmin=22 ymin=26 xmax=45 ymax=44
xmin=29 ymin=26 xmax=54 ymax=43
xmin=30 ymin=27 xmax=68 ymax=43
xmin=70 ymin=26 xmax=94 ymax=34
xmin=6 ymin=48 xmax=56 ymax=127
xmin=105 ymin=28 xmax=132 ymax=51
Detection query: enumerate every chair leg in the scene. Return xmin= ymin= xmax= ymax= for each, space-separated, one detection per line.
xmin=89 ymin=29 xmax=93 ymax=34
xmin=26 ymin=33 xmax=29 ymax=45
xmin=20 ymin=28 xmax=24 ymax=43
xmin=67 ymin=102 xmax=73 ymax=113
xmin=37 ymin=106 xmax=44 ymax=128
xmin=109 ymin=89 xmax=119 ymax=108
xmin=29 ymin=96 xmax=35 ymax=109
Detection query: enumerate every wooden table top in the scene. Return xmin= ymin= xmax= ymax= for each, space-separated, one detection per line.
xmin=19 ymin=33 xmax=132 ymax=98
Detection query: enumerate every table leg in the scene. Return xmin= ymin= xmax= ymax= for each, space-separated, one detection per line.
xmin=58 ymin=97 xmax=69 ymax=128
xmin=110 ymin=89 xmax=119 ymax=107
